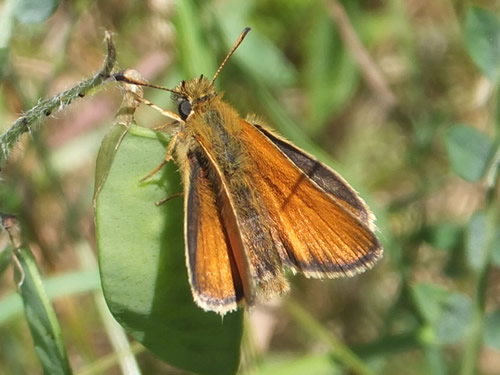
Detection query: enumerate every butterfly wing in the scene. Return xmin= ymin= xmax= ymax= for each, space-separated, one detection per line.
xmin=253 ymin=123 xmax=376 ymax=229
xmin=240 ymin=119 xmax=382 ymax=278
xmin=183 ymin=149 xmax=248 ymax=313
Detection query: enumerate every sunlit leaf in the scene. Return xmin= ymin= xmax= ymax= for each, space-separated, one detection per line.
xmin=412 ymin=283 xmax=473 ymax=345
xmin=214 ymin=3 xmax=297 ymax=87
xmin=484 ymin=311 xmax=500 ymax=350
xmin=0 ymin=269 xmax=100 ymax=325
xmin=173 ymin=0 xmax=216 ymax=78
xmin=426 ymin=222 xmax=463 ymax=251
xmin=14 ymin=0 xmax=59 ymax=24
xmin=465 ymin=211 xmax=490 ymax=271
xmin=16 ymin=246 xmax=72 ymax=375
xmin=464 ymin=7 xmax=500 ymax=82
xmin=304 ymin=13 xmax=358 ymax=136
xmin=445 ymin=125 xmax=494 ymax=182
xmin=490 ymin=229 xmax=500 ymax=266
xmin=95 ymin=126 xmax=243 ymax=375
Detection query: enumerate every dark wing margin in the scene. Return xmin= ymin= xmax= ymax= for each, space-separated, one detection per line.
xmin=253 ymin=123 xmax=376 ymax=230
xmin=240 ymin=119 xmax=382 ymax=278
xmin=184 ymin=150 xmax=244 ymax=314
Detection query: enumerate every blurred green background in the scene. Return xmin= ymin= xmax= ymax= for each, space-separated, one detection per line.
xmin=0 ymin=0 xmax=499 ymax=374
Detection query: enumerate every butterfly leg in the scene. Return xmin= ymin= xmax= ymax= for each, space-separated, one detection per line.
xmin=155 ymin=191 xmax=183 ymax=206
xmin=138 ymin=96 xmax=183 ymax=123
xmin=140 ymin=132 xmax=179 ymax=182
xmin=153 ymin=122 xmax=172 ymax=131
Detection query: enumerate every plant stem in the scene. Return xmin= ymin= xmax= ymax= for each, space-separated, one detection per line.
xmin=0 ymin=32 xmax=117 ymax=166
xmin=285 ymin=298 xmax=375 ymax=375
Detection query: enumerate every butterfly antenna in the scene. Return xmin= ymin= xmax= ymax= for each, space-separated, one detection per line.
xmin=115 ymin=70 xmax=181 ymax=95
xmin=211 ymin=27 xmax=251 ymax=84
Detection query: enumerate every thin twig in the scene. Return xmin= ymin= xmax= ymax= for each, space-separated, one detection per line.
xmin=0 ymin=213 xmax=25 ymax=286
xmin=0 ymin=213 xmax=22 ymax=250
xmin=326 ymin=0 xmax=397 ymax=109
xmin=285 ymin=298 xmax=375 ymax=375
xmin=0 ymin=31 xmax=117 ymax=166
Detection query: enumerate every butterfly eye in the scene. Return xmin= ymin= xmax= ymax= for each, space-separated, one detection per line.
xmin=178 ymin=100 xmax=192 ymax=120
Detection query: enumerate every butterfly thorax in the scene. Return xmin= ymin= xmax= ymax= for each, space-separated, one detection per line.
xmin=174 ymin=77 xmax=245 ymax=180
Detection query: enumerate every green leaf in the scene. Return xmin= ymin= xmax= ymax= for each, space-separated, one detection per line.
xmin=433 ymin=293 xmax=473 ymax=345
xmin=94 ymin=126 xmax=243 ymax=375
xmin=464 ymin=7 xmax=500 ymax=82
xmin=0 ymin=269 xmax=100 ymax=325
xmin=412 ymin=284 xmax=447 ymax=324
xmin=412 ymin=283 xmax=473 ymax=345
xmin=304 ymin=13 xmax=358 ymax=136
xmin=16 ymin=246 xmax=72 ymax=375
xmin=93 ymin=123 xmax=130 ymax=200
xmin=426 ymin=223 xmax=463 ymax=251
xmin=173 ymin=0 xmax=216 ymax=78
xmin=465 ymin=211 xmax=490 ymax=271
xmin=0 ymin=247 xmax=11 ymax=278
xmin=14 ymin=0 xmax=59 ymax=24
xmin=484 ymin=310 xmax=500 ymax=350
xmin=0 ymin=0 xmax=16 ymax=77
xmin=490 ymin=229 xmax=500 ymax=267
xmin=214 ymin=3 xmax=297 ymax=87
xmin=444 ymin=124 xmax=495 ymax=182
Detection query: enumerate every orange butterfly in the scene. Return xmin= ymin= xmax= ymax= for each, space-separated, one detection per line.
xmin=116 ymin=27 xmax=382 ymax=315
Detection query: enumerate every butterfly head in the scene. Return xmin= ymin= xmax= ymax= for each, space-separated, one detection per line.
xmin=171 ymin=75 xmax=218 ymax=120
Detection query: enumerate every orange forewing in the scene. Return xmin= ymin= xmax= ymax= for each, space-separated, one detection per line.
xmin=239 ymin=119 xmax=382 ymax=278
xmin=184 ymin=150 xmax=246 ymax=313
xmin=252 ymin=122 xmax=375 ymax=229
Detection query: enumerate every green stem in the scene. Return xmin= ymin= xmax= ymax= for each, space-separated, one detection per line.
xmin=0 ymin=32 xmax=117 ymax=166
xmin=460 ymin=209 xmax=497 ymax=375
xmin=460 ymin=92 xmax=500 ymax=374
xmin=461 ymin=137 xmax=499 ymax=374
xmin=284 ymin=299 xmax=375 ymax=375
xmin=75 ymin=342 xmax=143 ymax=375
xmin=1 ymin=214 xmax=73 ymax=375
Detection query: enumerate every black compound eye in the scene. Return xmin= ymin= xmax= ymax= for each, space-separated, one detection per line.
xmin=178 ymin=100 xmax=192 ymax=120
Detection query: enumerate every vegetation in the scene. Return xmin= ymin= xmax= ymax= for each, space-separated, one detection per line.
xmin=0 ymin=0 xmax=499 ymax=374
